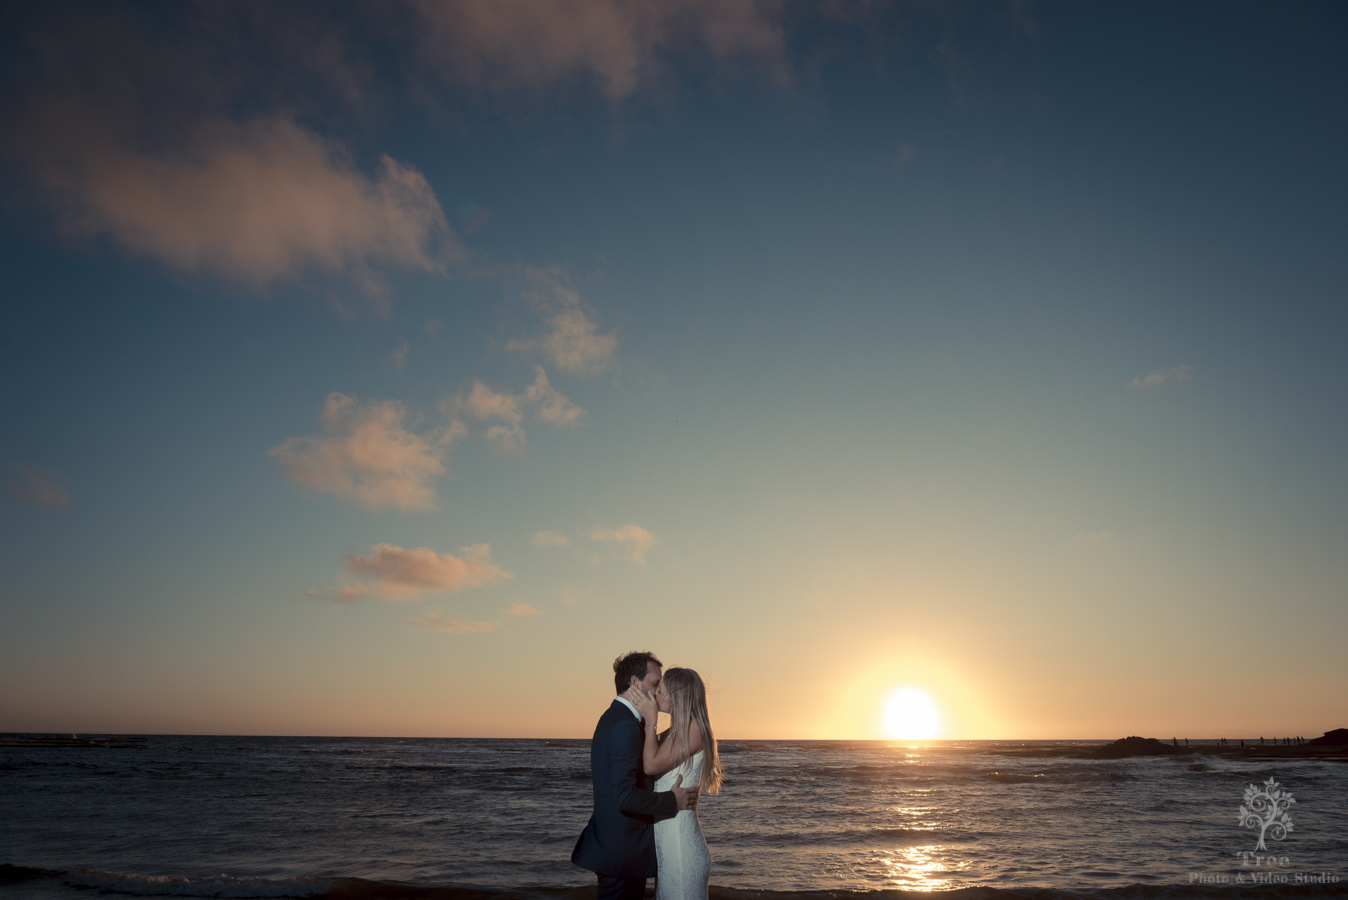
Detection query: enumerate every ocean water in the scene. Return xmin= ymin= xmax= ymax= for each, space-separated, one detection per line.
xmin=1 ymin=735 xmax=1345 ymax=900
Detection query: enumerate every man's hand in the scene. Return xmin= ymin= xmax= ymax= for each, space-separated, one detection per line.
xmin=671 ymin=774 xmax=699 ymax=811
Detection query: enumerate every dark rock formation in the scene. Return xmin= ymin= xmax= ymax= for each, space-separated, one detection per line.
xmin=1307 ymin=728 xmax=1348 ymax=746
xmin=1087 ymin=735 xmax=1188 ymax=759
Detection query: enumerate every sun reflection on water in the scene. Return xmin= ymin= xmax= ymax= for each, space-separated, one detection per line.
xmin=871 ymin=844 xmax=966 ymax=891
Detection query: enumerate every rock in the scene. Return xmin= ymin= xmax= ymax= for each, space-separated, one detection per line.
xmin=1088 ymin=736 xmax=1187 ymax=759
xmin=1307 ymin=728 xmax=1348 ymax=746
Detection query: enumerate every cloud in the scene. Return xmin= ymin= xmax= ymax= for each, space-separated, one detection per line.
xmin=590 ymin=522 xmax=658 ymax=564
xmin=1129 ymin=365 xmax=1193 ymax=389
xmin=447 ymin=367 xmax=585 ymax=453
xmin=341 ymin=542 xmax=511 ymax=600
xmin=270 ymin=393 xmax=462 ymax=511
xmin=3 ymin=463 xmax=70 ymax=508
xmin=410 ymin=610 xmax=498 ymax=633
xmin=506 ymin=601 xmax=542 ymax=617
xmin=388 ymin=342 xmax=411 ymax=373
xmin=485 ymin=423 xmax=526 ymax=454
xmin=510 ymin=268 xmax=617 ymax=375
xmin=18 ymin=113 xmax=458 ymax=293
xmin=532 ymin=530 xmax=570 ymax=549
xmin=525 ymin=367 xmax=585 ymax=425
xmin=408 ymin=0 xmax=789 ymax=102
xmin=462 ymin=381 xmax=525 ymax=424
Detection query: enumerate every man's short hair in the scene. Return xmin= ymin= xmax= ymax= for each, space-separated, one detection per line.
xmin=613 ymin=651 xmax=661 ymax=694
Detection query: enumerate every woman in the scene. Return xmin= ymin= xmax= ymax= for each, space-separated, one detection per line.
xmin=625 ymin=667 xmax=722 ymax=900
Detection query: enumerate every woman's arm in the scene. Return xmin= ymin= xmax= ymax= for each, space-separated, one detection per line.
xmin=625 ymin=688 xmax=705 ymax=777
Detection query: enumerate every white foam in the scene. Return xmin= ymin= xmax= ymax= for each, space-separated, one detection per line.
xmin=64 ymin=867 xmax=333 ymax=898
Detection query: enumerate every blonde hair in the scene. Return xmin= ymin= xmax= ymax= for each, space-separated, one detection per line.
xmin=662 ymin=667 xmax=721 ymax=794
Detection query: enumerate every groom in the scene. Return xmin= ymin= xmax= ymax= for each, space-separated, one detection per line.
xmin=572 ymin=651 xmax=697 ymax=900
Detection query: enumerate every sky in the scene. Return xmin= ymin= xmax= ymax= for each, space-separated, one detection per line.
xmin=1 ymin=1 xmax=1345 ymax=741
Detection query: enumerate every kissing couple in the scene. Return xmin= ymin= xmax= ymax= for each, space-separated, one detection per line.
xmin=572 ymin=651 xmax=723 ymax=900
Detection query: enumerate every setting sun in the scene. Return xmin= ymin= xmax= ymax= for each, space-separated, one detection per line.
xmin=883 ymin=687 xmax=941 ymax=739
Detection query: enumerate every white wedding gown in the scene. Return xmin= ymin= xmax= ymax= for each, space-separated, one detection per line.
xmin=654 ymin=751 xmax=709 ymax=900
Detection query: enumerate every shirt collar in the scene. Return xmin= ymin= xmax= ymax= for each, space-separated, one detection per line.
xmin=615 ymin=696 xmax=641 ymax=720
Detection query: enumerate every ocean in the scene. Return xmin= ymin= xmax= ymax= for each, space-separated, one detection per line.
xmin=2 ymin=735 xmax=1345 ymax=899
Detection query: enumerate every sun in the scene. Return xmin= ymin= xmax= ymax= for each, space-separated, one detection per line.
xmin=883 ymin=687 xmax=941 ymax=740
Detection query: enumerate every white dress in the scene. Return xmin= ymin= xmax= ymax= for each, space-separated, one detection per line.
xmin=653 ymin=750 xmax=710 ymax=900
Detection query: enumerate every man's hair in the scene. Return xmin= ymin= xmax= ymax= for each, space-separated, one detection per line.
xmin=613 ymin=651 xmax=661 ymax=693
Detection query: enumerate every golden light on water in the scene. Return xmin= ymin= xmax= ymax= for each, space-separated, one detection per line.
xmin=882 ymin=687 xmax=940 ymax=740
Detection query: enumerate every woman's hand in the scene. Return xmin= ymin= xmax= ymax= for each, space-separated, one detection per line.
xmin=624 ymin=686 xmax=658 ymax=723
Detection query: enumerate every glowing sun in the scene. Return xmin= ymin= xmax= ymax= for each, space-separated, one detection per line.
xmin=883 ymin=687 xmax=941 ymax=739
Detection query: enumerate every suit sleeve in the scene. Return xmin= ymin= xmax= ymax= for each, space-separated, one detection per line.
xmin=608 ymin=717 xmax=679 ymax=820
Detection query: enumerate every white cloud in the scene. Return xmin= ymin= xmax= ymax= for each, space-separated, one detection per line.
xmin=590 ymin=522 xmax=658 ymax=564
xmin=270 ymin=393 xmax=461 ymax=511
xmin=532 ymin=530 xmax=570 ymax=549
xmin=1129 ymin=365 xmax=1193 ymax=389
xmin=409 ymin=610 xmax=498 ymax=633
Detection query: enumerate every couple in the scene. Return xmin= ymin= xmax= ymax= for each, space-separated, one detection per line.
xmin=572 ymin=651 xmax=722 ymax=900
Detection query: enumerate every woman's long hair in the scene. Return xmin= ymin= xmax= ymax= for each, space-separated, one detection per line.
xmin=663 ymin=667 xmax=722 ymax=793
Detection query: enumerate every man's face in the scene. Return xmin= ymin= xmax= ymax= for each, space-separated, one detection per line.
xmin=634 ymin=661 xmax=662 ymax=695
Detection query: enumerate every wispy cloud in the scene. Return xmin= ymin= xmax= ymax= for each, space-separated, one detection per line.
xmin=505 ymin=601 xmax=542 ymax=617
xmin=590 ymin=522 xmax=658 ymax=564
xmin=447 ymin=366 xmax=584 ymax=453
xmin=1129 ymin=365 xmax=1193 ymax=389
xmin=3 ymin=463 xmax=70 ymax=508
xmin=387 ymin=342 xmax=411 ymax=373
xmin=532 ymin=530 xmax=570 ymax=549
xmin=510 ymin=268 xmax=617 ymax=375
xmin=408 ymin=0 xmax=789 ymax=103
xmin=409 ymin=609 xmax=498 ymax=633
xmin=270 ymin=393 xmax=463 ymax=511
xmin=335 ymin=542 xmax=511 ymax=601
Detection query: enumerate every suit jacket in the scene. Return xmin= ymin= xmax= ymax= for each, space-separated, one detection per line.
xmin=572 ymin=699 xmax=678 ymax=878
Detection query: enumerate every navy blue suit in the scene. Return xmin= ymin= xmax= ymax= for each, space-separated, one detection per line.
xmin=572 ymin=699 xmax=678 ymax=893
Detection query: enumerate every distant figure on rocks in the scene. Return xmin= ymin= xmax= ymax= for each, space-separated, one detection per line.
xmin=1172 ymin=737 xmax=1178 ymax=746
xmin=1184 ymin=738 xmax=1189 ymax=747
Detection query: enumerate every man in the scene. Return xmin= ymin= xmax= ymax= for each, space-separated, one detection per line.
xmin=572 ymin=651 xmax=698 ymax=900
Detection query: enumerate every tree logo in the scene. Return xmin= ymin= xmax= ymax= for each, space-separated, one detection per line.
xmin=1239 ymin=777 xmax=1295 ymax=852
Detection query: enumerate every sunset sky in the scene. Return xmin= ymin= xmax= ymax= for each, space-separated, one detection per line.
xmin=2 ymin=2 xmax=1345 ymax=741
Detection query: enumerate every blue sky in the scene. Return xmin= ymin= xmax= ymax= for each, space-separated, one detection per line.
xmin=1 ymin=1 xmax=1345 ymax=739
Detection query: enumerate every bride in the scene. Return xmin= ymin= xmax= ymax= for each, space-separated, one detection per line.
xmin=625 ymin=668 xmax=722 ymax=900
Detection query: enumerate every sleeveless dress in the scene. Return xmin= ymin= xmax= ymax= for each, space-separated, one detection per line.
xmin=653 ymin=750 xmax=709 ymax=900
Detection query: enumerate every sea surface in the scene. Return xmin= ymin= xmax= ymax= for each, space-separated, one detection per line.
xmin=2 ymin=735 xmax=1345 ymax=900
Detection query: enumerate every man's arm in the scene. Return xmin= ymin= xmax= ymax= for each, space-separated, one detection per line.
xmin=608 ymin=718 xmax=695 ymax=817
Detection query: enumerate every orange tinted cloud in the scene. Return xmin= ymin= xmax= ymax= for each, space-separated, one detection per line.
xmin=270 ymin=393 xmax=461 ymax=511
xmin=531 ymin=530 xmax=569 ymax=548
xmin=409 ymin=0 xmax=788 ymax=102
xmin=589 ymin=522 xmax=657 ymax=564
xmin=505 ymin=601 xmax=542 ymax=617
xmin=510 ymin=268 xmax=617 ymax=375
xmin=4 ymin=463 xmax=70 ymax=508
xmin=342 ymin=542 xmax=511 ymax=599
xmin=448 ymin=367 xmax=584 ymax=453
xmin=23 ymin=116 xmax=457 ymax=290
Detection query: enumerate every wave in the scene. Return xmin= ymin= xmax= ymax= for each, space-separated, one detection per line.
xmin=3 ymin=865 xmax=1342 ymax=900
